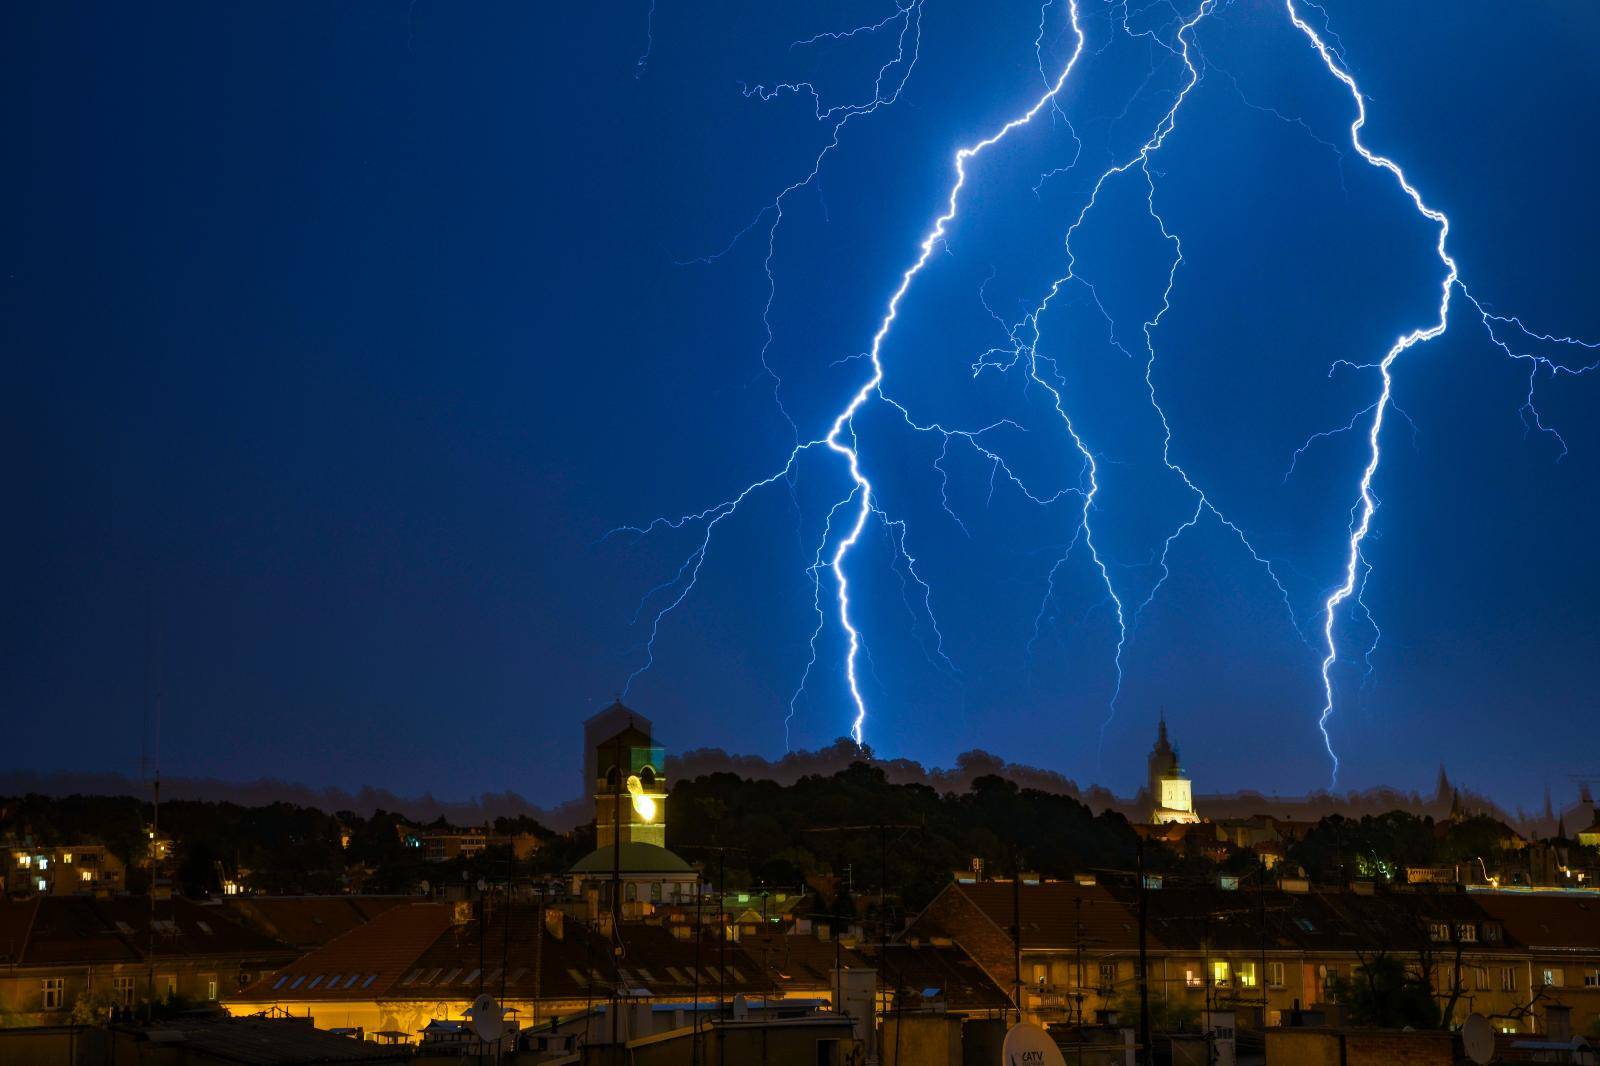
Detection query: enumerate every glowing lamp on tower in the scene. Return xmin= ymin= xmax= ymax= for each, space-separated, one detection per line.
xmin=626 ymin=775 xmax=657 ymax=823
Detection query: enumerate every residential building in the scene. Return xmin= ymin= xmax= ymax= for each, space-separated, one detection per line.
xmin=7 ymin=843 xmax=126 ymax=897
xmin=226 ymin=900 xmax=778 ymax=1044
xmin=0 ymin=895 xmax=297 ymax=1025
xmin=223 ymin=896 xmax=407 ymax=950
xmin=906 ymin=874 xmax=1600 ymax=1037
xmin=1578 ymin=807 xmax=1600 ymax=850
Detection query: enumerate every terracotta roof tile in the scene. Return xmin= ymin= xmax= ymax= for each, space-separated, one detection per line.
xmin=952 ymin=882 xmax=1150 ymax=952
xmin=1473 ymin=893 xmax=1600 ymax=951
xmin=226 ymin=897 xmax=406 ymax=949
xmin=237 ymin=902 xmax=456 ymax=1000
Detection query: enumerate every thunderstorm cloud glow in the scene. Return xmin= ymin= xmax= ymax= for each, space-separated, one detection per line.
xmin=612 ymin=0 xmax=1597 ymax=786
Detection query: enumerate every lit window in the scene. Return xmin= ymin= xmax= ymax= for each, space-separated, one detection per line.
xmin=1212 ymin=961 xmax=1231 ymax=987
xmin=41 ymin=978 xmax=65 ymax=1010
xmin=1237 ymin=962 xmax=1257 ymax=989
xmin=38 ymin=857 xmax=48 ymax=870
xmin=80 ymin=870 xmax=92 ymax=882
xmin=202 ymin=975 xmax=217 ymax=1001
xmin=1185 ymin=968 xmax=1202 ymax=988
xmin=61 ymin=853 xmax=73 ymax=864
xmin=17 ymin=854 xmax=30 ymax=869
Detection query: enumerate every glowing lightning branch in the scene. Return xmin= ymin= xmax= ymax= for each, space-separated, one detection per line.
xmin=1285 ymin=0 xmax=1461 ymax=788
xmin=616 ymin=0 xmax=1597 ymax=776
xmin=620 ymin=0 xmax=1091 ymax=748
xmin=1003 ymin=0 xmax=1301 ymax=756
xmin=1282 ymin=0 xmax=1600 ymax=786
xmin=821 ymin=0 xmax=1092 ymax=746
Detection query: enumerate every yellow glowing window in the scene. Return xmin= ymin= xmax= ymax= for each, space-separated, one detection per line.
xmin=1212 ymin=961 xmax=1231 ymax=986
xmin=1237 ymin=962 xmax=1257 ymax=988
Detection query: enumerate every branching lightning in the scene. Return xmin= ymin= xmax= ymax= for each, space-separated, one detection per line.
xmin=612 ymin=0 xmax=1597 ymax=782
xmin=1287 ymin=0 xmax=1597 ymax=786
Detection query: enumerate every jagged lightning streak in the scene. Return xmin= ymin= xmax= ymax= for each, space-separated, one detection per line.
xmin=1009 ymin=0 xmax=1301 ymax=753
xmin=620 ymin=0 xmax=1091 ymax=747
xmin=1282 ymin=0 xmax=1600 ymax=785
xmin=1286 ymin=0 xmax=1459 ymax=788
xmin=821 ymin=0 xmax=1091 ymax=745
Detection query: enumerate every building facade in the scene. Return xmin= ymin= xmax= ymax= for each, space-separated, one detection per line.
xmin=907 ymin=875 xmax=1600 ymax=1038
xmin=7 ymin=844 xmax=126 ymax=897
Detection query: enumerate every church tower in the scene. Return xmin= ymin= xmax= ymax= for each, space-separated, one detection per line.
xmin=592 ymin=705 xmax=668 ymax=849
xmin=1147 ymin=712 xmax=1199 ymax=824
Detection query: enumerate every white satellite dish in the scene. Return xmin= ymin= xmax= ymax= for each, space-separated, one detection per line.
xmin=1001 ymin=1022 xmax=1066 ymax=1066
xmin=467 ymin=993 xmax=505 ymax=1043
xmin=1461 ymin=1013 xmax=1495 ymax=1066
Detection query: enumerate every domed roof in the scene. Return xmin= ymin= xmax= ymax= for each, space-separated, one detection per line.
xmin=569 ymin=841 xmax=694 ymax=876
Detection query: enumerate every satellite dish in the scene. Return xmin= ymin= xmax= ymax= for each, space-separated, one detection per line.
xmin=1462 ymin=1013 xmax=1495 ymax=1066
xmin=1001 ymin=1022 xmax=1066 ymax=1066
xmin=467 ymin=994 xmax=505 ymax=1043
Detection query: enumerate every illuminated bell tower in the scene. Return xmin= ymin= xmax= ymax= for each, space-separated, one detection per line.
xmin=594 ymin=716 xmax=667 ymax=849
xmin=1148 ymin=712 xmax=1199 ymax=824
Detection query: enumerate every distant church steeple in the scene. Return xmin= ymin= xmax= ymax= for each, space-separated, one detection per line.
xmin=1147 ymin=712 xmax=1198 ymax=825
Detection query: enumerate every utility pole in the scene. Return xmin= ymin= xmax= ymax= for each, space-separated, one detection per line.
xmin=802 ymin=821 xmax=922 ymax=1033
xmin=672 ymin=843 xmax=748 ymax=1066
xmin=610 ymin=733 xmax=624 ymax=1059
xmin=1259 ymin=857 xmax=1269 ymax=1026
xmin=1074 ymin=895 xmax=1085 ymax=1026
xmin=1012 ymin=849 xmax=1022 ymax=1026
xmin=1137 ymin=839 xmax=1151 ymax=1066
xmin=692 ymin=878 xmax=703 ymax=1066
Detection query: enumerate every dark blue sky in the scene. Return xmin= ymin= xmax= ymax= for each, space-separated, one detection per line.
xmin=6 ymin=1 xmax=1597 ymax=810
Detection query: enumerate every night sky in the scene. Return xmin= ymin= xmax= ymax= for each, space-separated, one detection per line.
xmin=7 ymin=2 xmax=1597 ymax=810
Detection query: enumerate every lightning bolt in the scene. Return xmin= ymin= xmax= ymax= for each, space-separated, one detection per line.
xmin=1288 ymin=0 xmax=1597 ymax=786
xmin=1002 ymin=0 xmax=1309 ymax=760
xmin=614 ymin=0 xmax=1596 ymax=779
xmin=618 ymin=0 xmax=1091 ymax=748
